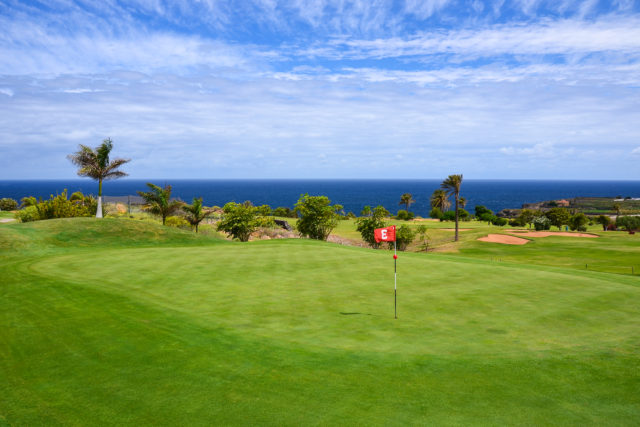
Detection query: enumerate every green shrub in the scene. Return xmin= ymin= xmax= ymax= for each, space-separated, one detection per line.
xmin=569 ymin=213 xmax=589 ymax=231
xmin=492 ymin=217 xmax=508 ymax=226
xmin=165 ymin=216 xmax=190 ymax=229
xmin=0 ymin=198 xmax=18 ymax=210
xmin=396 ymin=210 xmax=415 ymax=221
xmin=533 ymin=216 xmax=551 ymax=231
xmin=388 ymin=224 xmax=415 ymax=251
xmin=441 ymin=210 xmax=455 ymax=221
xmin=509 ymin=217 xmax=526 ymax=227
xmin=429 ymin=207 xmax=443 ymax=220
xmin=15 ymin=206 xmax=40 ymax=222
xmin=616 ymin=216 xmax=640 ymax=231
xmin=271 ymin=207 xmax=297 ymax=218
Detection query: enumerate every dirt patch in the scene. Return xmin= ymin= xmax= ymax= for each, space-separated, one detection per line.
xmin=508 ymin=231 xmax=598 ymax=238
xmin=477 ymin=234 xmax=530 ymax=245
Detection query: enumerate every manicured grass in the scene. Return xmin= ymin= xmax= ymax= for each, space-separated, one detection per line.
xmin=1 ymin=219 xmax=639 ymax=425
xmin=460 ymin=231 xmax=640 ymax=276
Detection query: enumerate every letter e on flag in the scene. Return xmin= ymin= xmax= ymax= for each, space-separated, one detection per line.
xmin=374 ymin=225 xmax=396 ymax=243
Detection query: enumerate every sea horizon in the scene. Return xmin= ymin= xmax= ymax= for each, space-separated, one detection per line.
xmin=2 ymin=178 xmax=639 ymax=217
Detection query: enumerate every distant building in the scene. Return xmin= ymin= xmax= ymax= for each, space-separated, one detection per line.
xmin=556 ymin=199 xmax=570 ymax=207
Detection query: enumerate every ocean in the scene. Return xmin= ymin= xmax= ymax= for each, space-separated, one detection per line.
xmin=1 ymin=179 xmax=639 ymax=217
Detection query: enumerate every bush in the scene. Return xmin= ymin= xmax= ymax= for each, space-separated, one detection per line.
xmin=458 ymin=209 xmax=471 ymax=221
xmin=616 ymin=216 xmax=640 ymax=232
xmin=14 ymin=190 xmax=94 ymax=222
xmin=396 ymin=209 xmax=415 ymax=221
xmin=509 ymin=217 xmax=526 ymax=227
xmin=429 ymin=207 xmax=443 ymax=220
xmin=356 ymin=205 xmax=389 ymax=249
xmin=0 ymin=198 xmax=18 ymax=210
xmin=479 ymin=212 xmax=495 ymax=224
xmin=217 ymin=201 xmax=272 ymax=242
xmin=20 ymin=196 xmax=37 ymax=207
xmin=441 ymin=210 xmax=456 ymax=221
xmin=14 ymin=206 xmax=40 ymax=222
xmin=492 ymin=217 xmax=508 ymax=226
xmin=271 ymin=207 xmax=292 ymax=217
xmin=475 ymin=205 xmax=492 ymax=218
xmin=165 ymin=216 xmax=190 ymax=229
xmin=533 ymin=216 xmax=551 ymax=231
xmin=388 ymin=224 xmax=415 ymax=251
xmin=569 ymin=213 xmax=588 ymax=231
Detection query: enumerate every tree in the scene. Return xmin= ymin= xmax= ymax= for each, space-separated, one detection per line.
xmin=294 ymin=194 xmax=342 ymax=240
xmin=356 ymin=205 xmax=389 ymax=248
xmin=67 ymin=138 xmax=130 ymax=218
xmin=616 ymin=216 xmax=640 ymax=232
xmin=216 ymin=201 xmax=267 ymax=241
xmin=518 ymin=209 xmax=536 ymax=229
xmin=182 ymin=197 xmax=213 ymax=233
xmin=430 ymin=189 xmax=450 ymax=212
xmin=545 ymin=207 xmax=571 ymax=231
xmin=137 ymin=183 xmax=184 ymax=225
xmin=475 ymin=205 xmax=492 ymax=219
xmin=568 ymin=213 xmax=588 ymax=232
xmin=399 ymin=193 xmax=415 ymax=212
xmin=596 ymin=215 xmax=611 ymax=231
xmin=441 ymin=174 xmax=463 ymax=241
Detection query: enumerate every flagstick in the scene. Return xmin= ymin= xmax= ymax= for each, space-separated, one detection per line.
xmin=394 ymin=239 xmax=397 ymax=319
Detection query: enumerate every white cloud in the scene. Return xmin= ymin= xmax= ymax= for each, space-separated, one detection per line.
xmin=500 ymin=142 xmax=556 ymax=158
xmin=0 ymin=88 xmax=14 ymax=97
xmin=631 ymin=147 xmax=640 ymax=156
xmin=314 ymin=17 xmax=640 ymax=60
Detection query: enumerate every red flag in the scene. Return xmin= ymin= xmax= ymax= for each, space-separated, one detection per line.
xmin=374 ymin=225 xmax=396 ymax=243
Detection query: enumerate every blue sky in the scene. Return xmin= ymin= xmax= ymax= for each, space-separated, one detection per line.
xmin=1 ymin=0 xmax=639 ymax=179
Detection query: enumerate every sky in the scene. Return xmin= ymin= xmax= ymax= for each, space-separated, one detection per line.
xmin=1 ymin=0 xmax=639 ymax=180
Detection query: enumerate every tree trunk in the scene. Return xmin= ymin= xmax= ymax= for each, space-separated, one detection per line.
xmin=454 ymin=194 xmax=459 ymax=241
xmin=96 ymin=179 xmax=103 ymax=218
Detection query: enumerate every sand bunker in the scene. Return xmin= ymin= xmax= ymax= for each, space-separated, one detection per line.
xmin=0 ymin=218 xmax=15 ymax=223
xmin=508 ymin=231 xmax=598 ymax=238
xmin=477 ymin=234 xmax=530 ymax=245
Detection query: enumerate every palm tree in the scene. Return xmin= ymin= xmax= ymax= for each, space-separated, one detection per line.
xmin=137 ymin=183 xmax=184 ymax=225
xmin=399 ymin=193 xmax=415 ymax=212
xmin=182 ymin=197 xmax=213 ymax=233
xmin=441 ymin=174 xmax=463 ymax=241
xmin=430 ymin=189 xmax=451 ymax=212
xmin=67 ymin=138 xmax=129 ymax=218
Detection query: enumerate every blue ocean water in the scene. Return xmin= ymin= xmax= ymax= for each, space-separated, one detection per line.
xmin=1 ymin=179 xmax=639 ymax=217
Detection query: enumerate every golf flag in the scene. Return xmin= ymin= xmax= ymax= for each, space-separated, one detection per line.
xmin=374 ymin=225 xmax=396 ymax=243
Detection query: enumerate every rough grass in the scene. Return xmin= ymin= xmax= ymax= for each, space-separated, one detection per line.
xmin=1 ymin=218 xmax=639 ymax=425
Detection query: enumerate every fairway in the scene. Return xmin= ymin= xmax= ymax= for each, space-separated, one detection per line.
xmin=2 ymin=219 xmax=640 ymax=425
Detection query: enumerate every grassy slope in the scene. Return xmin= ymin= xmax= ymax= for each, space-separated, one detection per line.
xmin=1 ymin=219 xmax=640 ymax=425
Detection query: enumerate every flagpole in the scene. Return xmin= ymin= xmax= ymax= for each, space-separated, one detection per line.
xmin=394 ymin=239 xmax=397 ymax=319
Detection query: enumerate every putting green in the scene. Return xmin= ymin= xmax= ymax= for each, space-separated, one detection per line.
xmin=33 ymin=240 xmax=640 ymax=356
